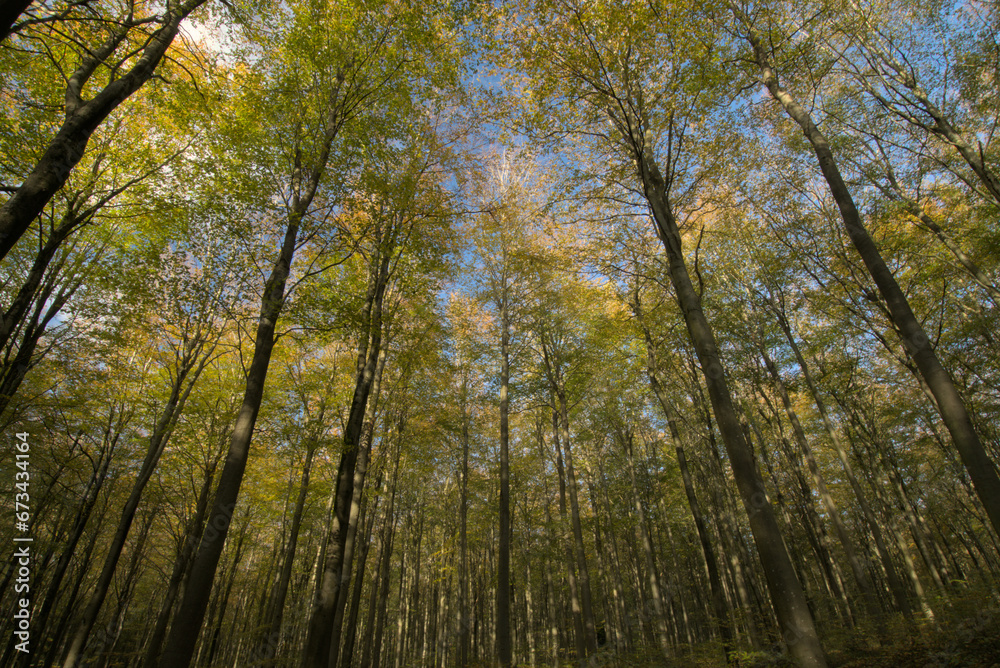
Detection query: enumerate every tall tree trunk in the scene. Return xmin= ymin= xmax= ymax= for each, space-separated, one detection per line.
xmin=497 ymin=301 xmax=513 ymax=668
xmin=737 ymin=9 xmax=1000 ymax=536
xmin=595 ymin=459 xmax=632 ymax=652
xmin=143 ymin=458 xmax=218 ymax=667
xmin=0 ymin=0 xmax=208 ymax=260
xmin=459 ymin=377 xmax=471 ymax=667
xmin=758 ymin=343 xmax=884 ymax=631
xmin=551 ymin=409 xmax=587 ymax=661
xmin=631 ymin=145 xmax=827 ymax=666
xmin=329 ymin=349 xmax=388 ymax=666
xmin=619 ymin=426 xmax=671 ymax=658
xmin=360 ymin=440 xmax=400 ymax=668
xmin=41 ymin=495 xmax=108 ymax=668
xmin=339 ymin=466 xmax=382 ymax=668
xmin=555 ymin=388 xmax=598 ymax=656
xmin=302 ymin=246 xmax=391 ymax=668
xmin=157 ymin=215 xmax=299 ymax=668
xmin=259 ymin=440 xmax=318 ymax=663
xmin=159 ymin=74 xmax=349 ymax=662
xmin=769 ymin=302 xmax=914 ymax=618
xmin=535 ymin=417 xmax=565 ymax=663
xmin=62 ymin=337 xmax=213 ymax=668
xmin=677 ymin=442 xmax=734 ymax=659
xmin=199 ymin=518 xmax=249 ymax=668
xmin=633 ymin=299 xmax=734 ymax=659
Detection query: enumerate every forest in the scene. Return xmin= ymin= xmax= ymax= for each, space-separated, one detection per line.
xmin=0 ymin=0 xmax=999 ymax=666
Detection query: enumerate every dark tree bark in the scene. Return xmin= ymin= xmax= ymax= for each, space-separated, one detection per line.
xmin=0 ymin=0 xmax=208 ymax=260
xmin=632 ymin=296 xmax=734 ymax=660
xmin=550 ymin=408 xmax=587 ymax=660
xmin=329 ymin=352 xmax=387 ymax=666
xmin=142 ymin=456 xmax=218 ymax=668
xmin=497 ymin=298 xmax=513 ymax=668
xmin=0 ymin=248 xmax=82 ymax=417
xmin=156 ymin=215 xmax=298 ymax=668
xmin=301 ymin=246 xmax=391 ymax=668
xmin=634 ymin=151 xmax=827 ymax=666
xmin=757 ymin=342 xmax=884 ymax=630
xmin=338 ymin=465 xmax=382 ymax=668
xmin=735 ymin=10 xmax=1000 ymax=537
xmin=257 ymin=439 xmax=319 ymax=663
xmin=0 ymin=0 xmax=33 ymax=41
xmin=618 ymin=425 xmax=671 ymax=657
xmin=156 ymin=60 xmax=354 ymax=666
xmin=61 ymin=334 xmax=215 ymax=668
xmin=360 ymin=440 xmax=400 ymax=668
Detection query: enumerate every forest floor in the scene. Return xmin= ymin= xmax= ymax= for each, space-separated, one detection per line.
xmin=562 ymin=606 xmax=1000 ymax=668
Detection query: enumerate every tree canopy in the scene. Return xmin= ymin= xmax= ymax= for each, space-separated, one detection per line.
xmin=1 ymin=0 xmax=999 ymax=667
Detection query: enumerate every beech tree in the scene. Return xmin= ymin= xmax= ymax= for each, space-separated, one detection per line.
xmin=2 ymin=1 xmax=999 ymax=667
xmin=728 ymin=0 xmax=1000 ymax=537
xmin=0 ymin=0 xmax=212 ymax=259
xmin=503 ymin=2 xmax=828 ymax=664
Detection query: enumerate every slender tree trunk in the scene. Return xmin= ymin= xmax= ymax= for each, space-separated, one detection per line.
xmin=258 ymin=441 xmax=318 ymax=662
xmin=368 ymin=516 xmax=400 ymax=668
xmin=596 ymin=459 xmax=632 ymax=652
xmin=771 ymin=307 xmax=914 ymax=618
xmin=632 ymin=145 xmax=827 ymax=666
xmin=620 ymin=427 xmax=671 ymax=657
xmin=303 ymin=247 xmax=391 ymax=668
xmin=143 ymin=459 xmax=217 ymax=667
xmin=634 ymin=301 xmax=734 ymax=659
xmin=360 ymin=443 xmax=400 ymax=668
xmin=459 ymin=378 xmax=471 ymax=667
xmin=737 ymin=10 xmax=1000 ymax=536
xmin=329 ymin=349 xmax=388 ymax=666
xmin=157 ymin=213 xmax=299 ymax=668
xmin=62 ymin=339 xmax=212 ymax=668
xmin=584 ymin=475 xmax=614 ymax=650
xmin=535 ymin=417 xmax=564 ymax=663
xmin=41 ymin=496 xmax=107 ymax=668
xmin=758 ymin=344 xmax=884 ymax=630
xmin=339 ymin=466 xmax=382 ymax=668
xmin=497 ymin=302 xmax=513 ymax=667
xmin=555 ymin=388 xmax=598 ymax=656
xmin=551 ymin=409 xmax=587 ymax=660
